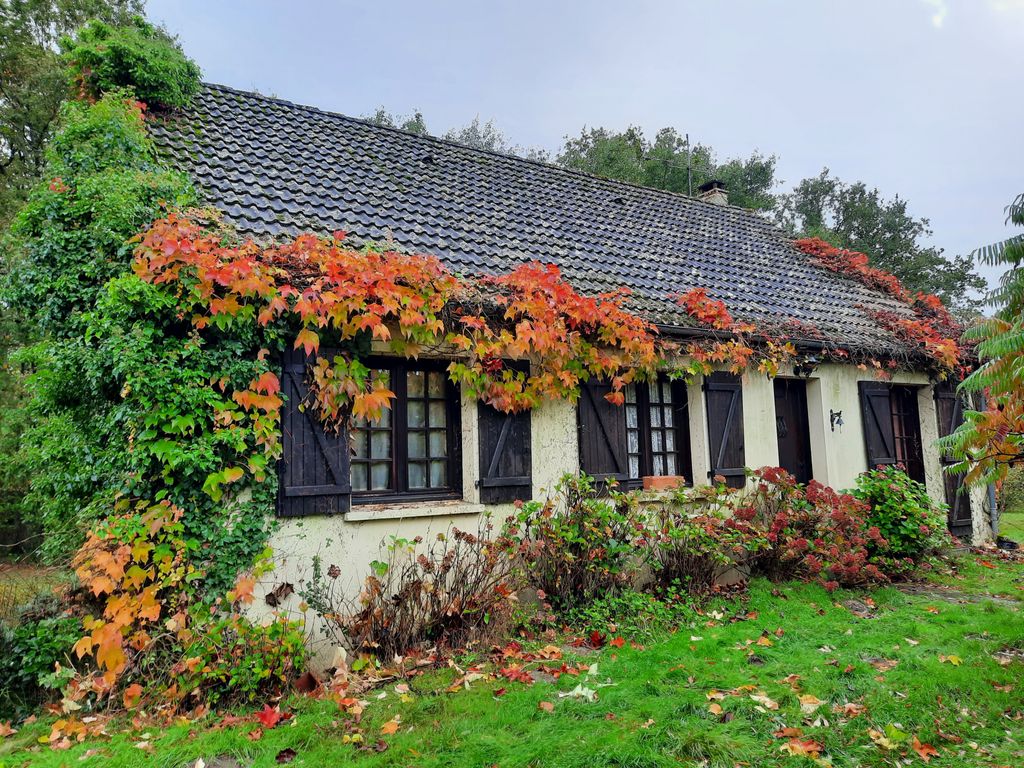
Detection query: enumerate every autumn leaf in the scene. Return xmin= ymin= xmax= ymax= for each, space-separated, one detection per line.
xmin=380 ymin=716 xmax=401 ymax=735
xmin=123 ymin=683 xmax=144 ymax=709
xmin=798 ymin=694 xmax=823 ymax=714
xmin=779 ymin=738 xmax=823 ymax=757
xmin=912 ymin=736 xmax=940 ymax=762
xmin=749 ymin=692 xmax=780 ymax=710
xmin=0 ymin=721 xmax=16 ymax=738
xmin=255 ymin=705 xmax=283 ymax=729
xmin=294 ymin=327 xmax=320 ymax=356
xmin=938 ymin=654 xmax=962 ymax=666
xmin=538 ymin=701 xmax=555 ymax=713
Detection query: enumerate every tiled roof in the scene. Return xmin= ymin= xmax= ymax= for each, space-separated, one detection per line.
xmin=151 ymin=83 xmax=916 ymax=354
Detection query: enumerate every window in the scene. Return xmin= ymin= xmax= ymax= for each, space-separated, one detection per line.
xmin=350 ymin=360 xmax=461 ymax=501
xmin=578 ymin=376 xmax=692 ymax=489
xmin=859 ymin=382 xmax=925 ymax=484
xmin=623 ymin=378 xmax=692 ymax=486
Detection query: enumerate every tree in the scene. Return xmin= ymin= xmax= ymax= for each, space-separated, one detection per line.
xmin=0 ymin=0 xmax=143 ymax=228
xmin=555 ymin=125 xmax=778 ymax=212
xmin=940 ymin=192 xmax=1024 ymax=484
xmin=776 ymin=169 xmax=984 ymax=313
xmin=363 ymin=106 xmax=429 ymax=136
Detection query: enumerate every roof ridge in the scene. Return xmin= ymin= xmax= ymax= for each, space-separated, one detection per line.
xmin=199 ymin=81 xmax=765 ymax=221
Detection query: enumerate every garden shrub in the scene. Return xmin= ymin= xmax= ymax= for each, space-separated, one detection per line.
xmin=505 ymin=474 xmax=649 ymax=611
xmin=852 ymin=465 xmax=951 ymax=558
xmin=61 ymin=17 xmax=201 ymax=109
xmin=743 ymin=467 xmax=889 ymax=590
xmin=0 ymin=615 xmax=80 ymax=720
xmin=650 ymin=483 xmax=762 ymax=594
xmin=303 ymin=520 xmax=524 ymax=660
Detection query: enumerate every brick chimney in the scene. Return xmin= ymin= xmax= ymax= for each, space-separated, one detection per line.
xmin=698 ymin=179 xmax=728 ymax=206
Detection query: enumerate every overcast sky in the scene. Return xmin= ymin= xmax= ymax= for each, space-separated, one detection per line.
xmin=147 ymin=0 xmax=1023 ymax=292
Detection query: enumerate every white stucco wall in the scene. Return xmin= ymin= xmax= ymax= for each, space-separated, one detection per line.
xmin=255 ymin=362 xmax=993 ymax=658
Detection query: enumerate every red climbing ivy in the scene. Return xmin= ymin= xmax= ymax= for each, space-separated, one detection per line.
xmin=793 ymin=237 xmax=965 ymax=376
xmin=132 ymin=211 xmax=664 ymax=430
xmin=675 ymin=288 xmax=796 ymax=377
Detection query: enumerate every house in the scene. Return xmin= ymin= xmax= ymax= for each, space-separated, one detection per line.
xmin=151 ymin=84 xmax=992 ymax=602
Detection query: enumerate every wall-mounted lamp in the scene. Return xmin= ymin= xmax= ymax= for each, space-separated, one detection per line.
xmin=830 ymin=409 xmax=844 ymax=433
xmin=794 ymin=354 xmax=820 ymax=378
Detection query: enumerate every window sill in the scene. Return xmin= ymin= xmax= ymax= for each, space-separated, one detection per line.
xmin=345 ymin=499 xmax=486 ymax=522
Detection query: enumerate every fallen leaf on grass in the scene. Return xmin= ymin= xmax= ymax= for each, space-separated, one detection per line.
xmin=868 ymin=658 xmax=898 ymax=672
xmin=255 ymin=705 xmax=284 ymax=729
xmin=912 ymin=736 xmax=940 ymax=762
xmin=0 ymin=722 xmax=16 ymax=738
xmin=799 ymin=694 xmax=823 ymax=714
xmin=380 ymin=716 xmax=401 ymax=735
xmin=869 ymin=724 xmax=909 ymax=750
xmin=779 ymin=738 xmax=823 ymax=757
xmin=708 ymin=703 xmax=723 ymax=715
xmin=538 ymin=701 xmax=554 ymax=713
xmin=904 ymin=637 xmax=920 ymax=646
xmin=609 ymin=636 xmax=625 ymax=648
xmin=773 ymin=727 xmax=804 ymax=738
xmin=978 ymin=560 xmax=995 ymax=569
xmin=750 ymin=692 xmax=780 ymax=710
xmin=558 ymin=684 xmax=598 ymax=703
xmin=938 ymin=654 xmax=962 ymax=666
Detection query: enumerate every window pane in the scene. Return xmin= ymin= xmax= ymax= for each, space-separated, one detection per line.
xmin=376 ymin=407 xmax=391 ymax=427
xmin=665 ymin=430 xmax=675 ymax=451
xmin=429 ymin=401 xmax=446 ymax=428
xmin=370 ymin=462 xmax=391 ymax=490
xmin=428 ymin=372 xmax=445 ymax=398
xmin=664 ymin=406 xmax=673 ymax=427
xmin=651 ymin=407 xmax=662 ymax=427
xmin=652 ymin=431 xmax=663 ymax=452
xmin=408 ymin=401 xmax=426 ymax=428
xmin=626 ymin=405 xmax=638 ymax=429
xmin=430 ymin=460 xmax=446 ymax=487
xmin=654 ymin=455 xmax=665 ymax=475
xmin=625 ymin=384 xmax=637 ymax=404
xmin=666 ymin=455 xmax=677 ymax=475
xmin=408 ymin=370 xmax=425 ymax=398
xmin=408 ymin=430 xmax=426 ymax=458
xmin=370 ymin=430 xmax=391 ymax=459
xmin=351 ymin=463 xmax=367 ymax=491
xmin=629 ymin=455 xmax=640 ymax=479
xmin=662 ymin=381 xmax=672 ymax=403
xmin=627 ymin=429 xmax=639 ymax=453
xmin=353 ymin=430 xmax=368 ymax=458
xmin=408 ymin=461 xmax=426 ymax=489
xmin=429 ymin=429 xmax=447 ymax=456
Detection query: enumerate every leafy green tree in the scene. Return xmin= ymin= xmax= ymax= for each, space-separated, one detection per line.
xmin=556 ymin=125 xmax=778 ymax=212
xmin=0 ymin=0 xmax=142 ymax=228
xmin=776 ymin=169 xmax=984 ymax=313
xmin=940 ymin=193 xmax=1024 ymax=485
xmin=363 ymin=106 xmax=429 ymax=136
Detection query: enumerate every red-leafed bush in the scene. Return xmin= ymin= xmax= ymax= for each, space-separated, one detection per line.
xmin=743 ymin=467 xmax=890 ymax=590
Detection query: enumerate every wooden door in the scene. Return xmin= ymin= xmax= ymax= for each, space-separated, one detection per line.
xmin=704 ymin=372 xmax=745 ymax=488
xmin=773 ymin=378 xmax=813 ymax=484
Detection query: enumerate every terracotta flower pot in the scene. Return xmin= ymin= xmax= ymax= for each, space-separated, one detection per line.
xmin=642 ymin=475 xmax=685 ymax=491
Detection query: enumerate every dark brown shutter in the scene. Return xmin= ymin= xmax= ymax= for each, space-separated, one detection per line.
xmin=935 ymin=382 xmax=972 ymax=536
xmin=704 ymin=372 xmax=745 ymax=488
xmin=859 ymin=382 xmax=897 ymax=470
xmin=477 ymin=403 xmax=532 ymax=504
xmin=278 ymin=349 xmax=352 ymax=517
xmin=671 ymin=379 xmax=694 ymax=484
xmin=577 ymin=378 xmax=628 ymax=486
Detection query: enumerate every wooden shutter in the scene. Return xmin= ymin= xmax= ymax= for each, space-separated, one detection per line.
xmin=577 ymin=378 xmax=628 ymax=486
xmin=859 ymin=382 xmax=897 ymax=470
xmin=704 ymin=372 xmax=745 ymax=488
xmin=278 ymin=349 xmax=352 ymax=517
xmin=670 ymin=379 xmax=694 ymax=484
xmin=477 ymin=403 xmax=532 ymax=504
xmin=934 ymin=382 xmax=972 ymax=536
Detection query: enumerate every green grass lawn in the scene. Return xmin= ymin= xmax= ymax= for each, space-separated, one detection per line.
xmin=3 ymin=554 xmax=1023 ymax=768
xmin=1000 ymin=510 xmax=1024 ymax=544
